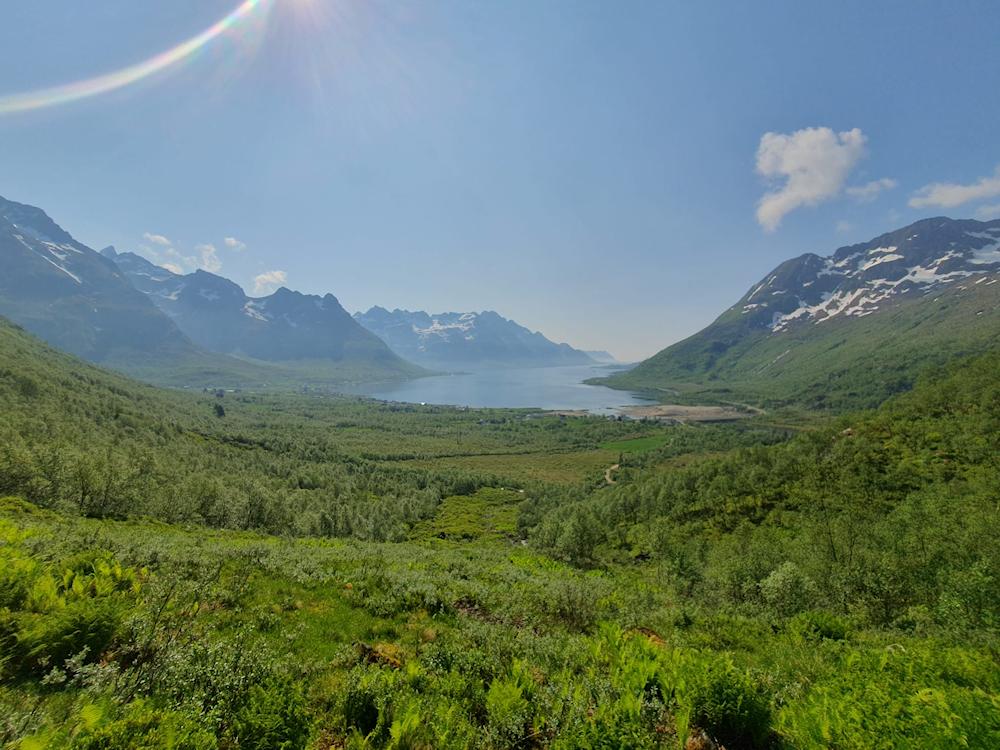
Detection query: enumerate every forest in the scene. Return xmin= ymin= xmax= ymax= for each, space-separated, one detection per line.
xmin=1 ymin=317 xmax=998 ymax=748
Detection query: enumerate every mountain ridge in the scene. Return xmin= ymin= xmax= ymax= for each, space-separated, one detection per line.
xmin=599 ymin=216 xmax=1000 ymax=410
xmin=0 ymin=195 xmax=423 ymax=388
xmin=107 ymin=249 xmax=425 ymax=382
xmin=354 ymin=306 xmax=595 ymax=369
xmin=0 ymin=195 xmax=205 ymax=367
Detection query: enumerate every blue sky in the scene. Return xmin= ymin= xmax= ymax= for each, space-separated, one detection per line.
xmin=1 ymin=0 xmax=999 ymax=360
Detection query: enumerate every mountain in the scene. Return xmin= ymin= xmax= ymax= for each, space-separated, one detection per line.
xmin=353 ymin=306 xmax=596 ymax=369
xmin=600 ymin=217 xmax=1000 ymax=410
xmin=584 ymin=350 xmax=619 ymax=364
xmin=0 ymin=195 xmax=214 ymax=372
xmin=108 ymin=249 xmax=423 ymax=381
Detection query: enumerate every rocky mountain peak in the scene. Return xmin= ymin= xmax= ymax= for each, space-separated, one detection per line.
xmin=738 ymin=217 xmax=1000 ymax=333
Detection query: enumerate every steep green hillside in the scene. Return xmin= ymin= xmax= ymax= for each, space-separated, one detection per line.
xmin=531 ymin=347 xmax=1000 ymax=624
xmin=603 ymin=277 xmax=1000 ymax=410
xmin=599 ymin=217 xmax=1000 ymax=411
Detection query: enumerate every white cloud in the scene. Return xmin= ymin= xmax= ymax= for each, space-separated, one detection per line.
xmin=224 ymin=236 xmax=247 ymax=251
xmin=975 ymin=203 xmax=1000 ymax=221
xmin=755 ymin=126 xmax=867 ymax=231
xmin=845 ymin=177 xmax=897 ymax=202
xmin=835 ymin=220 xmax=853 ymax=233
xmin=909 ymin=166 xmax=1000 ymax=209
xmin=138 ymin=235 xmax=223 ymax=274
xmin=195 ymin=243 xmax=222 ymax=273
xmin=253 ymin=270 xmax=287 ymax=295
xmin=142 ymin=232 xmax=172 ymax=247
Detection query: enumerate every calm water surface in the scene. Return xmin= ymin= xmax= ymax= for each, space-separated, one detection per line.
xmin=346 ymin=364 xmax=651 ymax=414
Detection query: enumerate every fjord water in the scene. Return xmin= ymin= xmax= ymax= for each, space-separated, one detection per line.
xmin=346 ymin=364 xmax=651 ymax=412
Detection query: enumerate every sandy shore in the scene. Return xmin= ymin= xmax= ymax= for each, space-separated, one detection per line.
xmin=617 ymin=404 xmax=751 ymax=422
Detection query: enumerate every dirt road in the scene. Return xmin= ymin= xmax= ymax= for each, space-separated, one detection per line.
xmin=605 ymin=463 xmax=620 ymax=484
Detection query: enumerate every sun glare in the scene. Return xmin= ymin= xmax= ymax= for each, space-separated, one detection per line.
xmin=0 ymin=0 xmax=274 ymax=115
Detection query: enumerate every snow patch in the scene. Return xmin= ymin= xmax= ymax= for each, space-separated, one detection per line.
xmin=413 ymin=315 xmax=478 ymax=340
xmin=968 ymin=240 xmax=1000 ymax=265
xmin=243 ymin=302 xmax=269 ymax=322
xmin=37 ymin=254 xmax=81 ymax=284
xmin=860 ymin=253 xmax=904 ymax=271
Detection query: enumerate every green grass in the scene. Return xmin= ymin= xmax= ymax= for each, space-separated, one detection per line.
xmin=409 ymin=488 xmax=521 ymax=542
xmin=600 ymin=435 xmax=673 ymax=454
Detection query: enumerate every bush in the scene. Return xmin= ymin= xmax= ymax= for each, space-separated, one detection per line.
xmin=0 ymin=545 xmax=37 ymax=610
xmin=152 ymin=637 xmax=273 ymax=729
xmin=342 ymin=667 xmax=398 ymax=742
xmin=788 ymin=610 xmax=849 ymax=641
xmin=485 ymin=661 xmax=535 ymax=746
xmin=686 ymin=664 xmax=773 ymax=750
xmin=230 ymin=679 xmax=311 ymax=750
xmin=71 ymin=700 xmax=217 ymax=750
xmin=15 ymin=598 xmax=125 ymax=676
xmin=543 ymin=578 xmax=600 ymax=632
xmin=759 ymin=562 xmax=818 ymax=618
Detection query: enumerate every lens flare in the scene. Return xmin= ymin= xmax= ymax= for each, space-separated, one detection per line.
xmin=0 ymin=0 xmax=273 ymax=115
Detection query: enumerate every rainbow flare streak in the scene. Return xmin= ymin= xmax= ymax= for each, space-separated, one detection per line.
xmin=0 ymin=0 xmax=272 ymax=115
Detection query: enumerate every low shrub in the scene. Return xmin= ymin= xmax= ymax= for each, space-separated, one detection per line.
xmin=70 ymin=700 xmax=217 ymax=750
xmin=342 ymin=666 xmax=399 ymax=743
xmin=788 ymin=610 xmax=850 ymax=641
xmin=759 ymin=562 xmax=818 ymax=618
xmin=230 ymin=678 xmax=311 ymax=750
xmin=685 ymin=663 xmax=773 ymax=749
xmin=484 ymin=660 xmax=536 ymax=746
xmin=14 ymin=598 xmax=126 ymax=677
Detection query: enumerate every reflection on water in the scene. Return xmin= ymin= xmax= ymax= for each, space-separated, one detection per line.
xmin=344 ymin=364 xmax=650 ymax=414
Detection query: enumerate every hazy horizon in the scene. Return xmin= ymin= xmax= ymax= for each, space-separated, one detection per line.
xmin=2 ymin=0 xmax=999 ymax=360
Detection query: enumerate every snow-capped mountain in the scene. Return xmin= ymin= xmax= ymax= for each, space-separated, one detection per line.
xmin=602 ymin=217 xmax=1000 ymax=410
xmin=0 ymin=195 xmax=197 ymax=364
xmin=737 ymin=217 xmax=1000 ymax=333
xmin=109 ymin=250 xmax=418 ymax=373
xmin=354 ymin=307 xmax=595 ymax=369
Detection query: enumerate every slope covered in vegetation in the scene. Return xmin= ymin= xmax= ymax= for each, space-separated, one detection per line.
xmin=600 ymin=217 xmax=1000 ymax=412
xmin=531 ymin=350 xmax=1000 ymax=630
xmin=0 ymin=316 xmax=676 ymax=539
xmin=600 ymin=278 xmax=1000 ymax=411
xmin=1 ymin=316 xmax=998 ymax=748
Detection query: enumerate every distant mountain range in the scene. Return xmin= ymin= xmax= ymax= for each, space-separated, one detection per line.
xmin=584 ymin=350 xmax=619 ymax=364
xmin=106 ymin=249 xmax=420 ymax=380
xmin=354 ymin=306 xmax=596 ymax=369
xmin=0 ymin=195 xmax=420 ymax=387
xmin=17 ymin=191 xmax=995 ymax=410
xmin=0 ymin=195 xmax=207 ymax=371
xmin=600 ymin=217 xmax=1000 ymax=409
xmin=0 ymin=193 xmax=604 ymax=386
